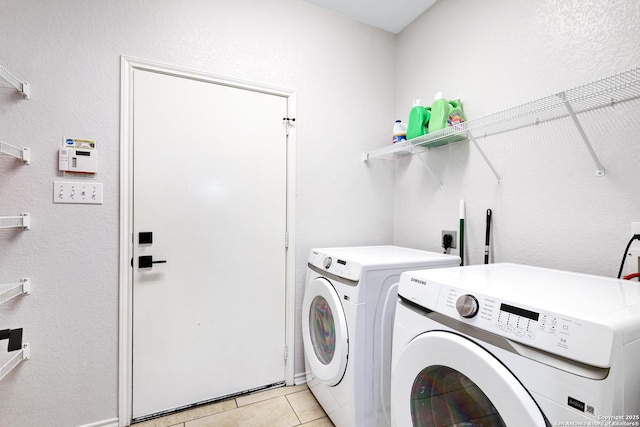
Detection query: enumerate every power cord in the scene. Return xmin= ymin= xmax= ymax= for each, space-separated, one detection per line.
xmin=617 ymin=234 xmax=640 ymax=279
xmin=443 ymin=233 xmax=453 ymax=254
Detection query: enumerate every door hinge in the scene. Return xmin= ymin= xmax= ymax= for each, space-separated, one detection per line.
xmin=282 ymin=117 xmax=295 ymax=136
xmin=284 ymin=345 xmax=288 ymax=362
xmin=285 ymin=232 xmax=289 ymax=248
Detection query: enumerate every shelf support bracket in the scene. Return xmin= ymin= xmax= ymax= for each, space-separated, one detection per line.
xmin=0 ymin=343 xmax=30 ymax=382
xmin=0 ymin=65 xmax=30 ymax=99
xmin=0 ymin=278 xmax=31 ymax=306
xmin=0 ymin=140 xmax=31 ymax=164
xmin=559 ymin=91 xmax=605 ymax=177
xmin=468 ymin=133 xmax=501 ymax=184
xmin=0 ymin=213 xmax=31 ymax=230
xmin=415 ymin=153 xmax=444 ymax=189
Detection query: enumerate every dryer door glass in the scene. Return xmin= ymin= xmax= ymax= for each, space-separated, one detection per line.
xmin=310 ymin=295 xmax=336 ymax=365
xmin=410 ymin=365 xmax=506 ymax=426
xmin=301 ymin=277 xmax=348 ymax=386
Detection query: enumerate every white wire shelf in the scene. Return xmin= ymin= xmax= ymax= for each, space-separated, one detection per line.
xmin=364 ymin=66 xmax=640 ymax=177
xmin=0 ymin=278 xmax=31 ymax=305
xmin=0 ymin=343 xmax=30 ymax=382
xmin=0 ymin=140 xmax=31 ymax=164
xmin=0 ymin=65 xmax=30 ymax=99
xmin=0 ymin=214 xmax=30 ymax=230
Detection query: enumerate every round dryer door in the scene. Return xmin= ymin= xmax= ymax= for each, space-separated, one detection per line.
xmin=302 ymin=277 xmax=348 ymax=386
xmin=391 ymin=331 xmax=549 ymax=427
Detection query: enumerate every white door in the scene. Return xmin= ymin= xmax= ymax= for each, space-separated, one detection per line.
xmin=131 ymin=67 xmax=288 ymax=419
xmin=391 ymin=331 xmax=549 ymax=426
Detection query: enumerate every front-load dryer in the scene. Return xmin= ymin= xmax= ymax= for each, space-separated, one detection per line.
xmin=391 ymin=263 xmax=640 ymax=426
xmin=302 ymin=245 xmax=460 ymax=427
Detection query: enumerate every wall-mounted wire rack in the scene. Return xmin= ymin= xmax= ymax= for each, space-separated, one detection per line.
xmin=0 ymin=65 xmax=32 ymax=384
xmin=0 ymin=140 xmax=31 ymax=164
xmin=0 ymin=65 xmax=30 ymax=99
xmin=0 ymin=278 xmax=30 ymax=306
xmin=0 ymin=343 xmax=30 ymax=382
xmin=363 ymin=66 xmax=640 ymax=180
xmin=1 ymin=65 xmax=31 ymax=163
xmin=0 ymin=214 xmax=30 ymax=230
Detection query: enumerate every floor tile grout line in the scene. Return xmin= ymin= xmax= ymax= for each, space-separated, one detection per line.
xmin=181 ymin=397 xmax=251 ymax=427
xmin=236 ymin=384 xmax=304 ymax=407
xmin=136 ymin=385 xmax=318 ymax=427
xmin=284 ymin=393 xmax=303 ymax=426
xmin=285 ymin=391 xmax=329 ymax=425
xmin=168 ymin=398 xmax=238 ymax=427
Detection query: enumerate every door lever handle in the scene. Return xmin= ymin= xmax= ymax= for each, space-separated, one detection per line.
xmin=138 ymin=255 xmax=167 ymax=269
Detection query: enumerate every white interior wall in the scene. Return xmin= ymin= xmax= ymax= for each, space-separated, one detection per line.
xmin=393 ymin=0 xmax=640 ymax=276
xmin=2 ymin=0 xmax=638 ymax=425
xmin=0 ymin=1 xmax=395 ymax=426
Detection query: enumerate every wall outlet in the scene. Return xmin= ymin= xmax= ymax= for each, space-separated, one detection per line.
xmin=626 ymin=248 xmax=640 ymax=276
xmin=53 ymin=181 xmax=103 ymax=204
xmin=442 ymin=230 xmax=457 ymax=249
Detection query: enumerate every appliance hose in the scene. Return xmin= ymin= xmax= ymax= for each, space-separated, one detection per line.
xmin=617 ymin=235 xmax=640 ymax=279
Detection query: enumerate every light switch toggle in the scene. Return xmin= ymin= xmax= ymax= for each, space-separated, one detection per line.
xmin=53 ymin=181 xmax=103 ymax=204
xmin=138 ymin=255 xmax=167 ymax=269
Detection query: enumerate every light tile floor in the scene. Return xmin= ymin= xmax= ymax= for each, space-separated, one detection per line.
xmin=129 ymin=384 xmax=335 ymax=427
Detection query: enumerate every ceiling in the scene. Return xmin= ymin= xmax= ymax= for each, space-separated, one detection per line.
xmin=300 ymin=0 xmax=437 ymax=34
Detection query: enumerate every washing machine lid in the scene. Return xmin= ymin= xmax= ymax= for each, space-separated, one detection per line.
xmin=391 ymin=330 xmax=549 ymax=427
xmin=302 ymin=277 xmax=348 ymax=386
xmin=309 ymin=246 xmax=460 ymax=281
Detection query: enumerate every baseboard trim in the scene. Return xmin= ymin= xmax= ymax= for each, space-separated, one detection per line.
xmin=76 ymin=418 xmax=119 ymax=427
xmin=294 ymin=371 xmax=307 ymax=385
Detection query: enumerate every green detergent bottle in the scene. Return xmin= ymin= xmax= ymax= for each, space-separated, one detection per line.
xmin=428 ymin=92 xmax=466 ymax=145
xmin=447 ymin=99 xmax=466 ymax=127
xmin=406 ymin=99 xmax=431 ymax=140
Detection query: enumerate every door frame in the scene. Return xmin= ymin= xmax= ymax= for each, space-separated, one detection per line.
xmin=118 ymin=56 xmax=296 ymax=426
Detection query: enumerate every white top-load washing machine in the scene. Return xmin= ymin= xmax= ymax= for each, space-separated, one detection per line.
xmin=302 ymin=246 xmax=460 ymax=427
xmin=391 ymin=263 xmax=640 ymax=427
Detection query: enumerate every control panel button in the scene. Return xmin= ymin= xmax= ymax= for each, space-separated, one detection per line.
xmin=323 ymin=257 xmax=332 ymax=269
xmin=456 ymin=294 xmax=479 ymax=318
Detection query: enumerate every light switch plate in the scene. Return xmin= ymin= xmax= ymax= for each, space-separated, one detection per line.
xmin=53 ymin=181 xmax=103 ymax=204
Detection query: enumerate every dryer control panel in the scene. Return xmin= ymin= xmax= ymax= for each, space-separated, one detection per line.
xmin=308 ymin=250 xmax=361 ymax=281
xmin=399 ymin=272 xmax=615 ymax=369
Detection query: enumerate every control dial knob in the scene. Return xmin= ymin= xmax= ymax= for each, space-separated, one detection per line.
xmin=456 ymin=294 xmax=479 ymax=318
xmin=323 ymin=257 xmax=332 ymax=269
